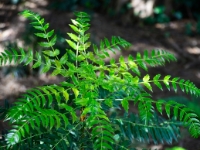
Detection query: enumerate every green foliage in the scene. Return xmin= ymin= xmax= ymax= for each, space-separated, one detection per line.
xmin=163 ymin=96 xmax=200 ymax=117
xmin=166 ymin=147 xmax=186 ymax=150
xmin=0 ymin=10 xmax=200 ymax=149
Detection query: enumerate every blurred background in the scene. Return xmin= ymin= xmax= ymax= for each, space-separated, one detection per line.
xmin=0 ymin=0 xmax=200 ymax=149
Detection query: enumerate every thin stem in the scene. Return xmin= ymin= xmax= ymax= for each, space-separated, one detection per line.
xmin=76 ymin=35 xmax=80 ymax=68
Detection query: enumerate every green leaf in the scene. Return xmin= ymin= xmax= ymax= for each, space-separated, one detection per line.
xmin=171 ymin=77 xmax=179 ymax=92
xmin=153 ymin=74 xmax=163 ymax=90
xmin=156 ymin=100 xmax=165 ymax=114
xmin=104 ymin=38 xmax=110 ymax=47
xmin=24 ymin=124 xmax=30 ymax=134
xmin=71 ymin=19 xmax=79 ymax=26
xmin=19 ymin=127 xmax=25 ymax=138
xmin=59 ymin=53 xmax=68 ymax=64
xmin=43 ymin=49 xmax=60 ymax=57
xmin=67 ymin=33 xmax=78 ymax=41
xmin=104 ymin=99 xmax=113 ymax=107
xmin=11 ymin=48 xmax=18 ymax=63
xmin=174 ymin=104 xmax=180 ymax=119
xmin=42 ymin=56 xmax=51 ymax=73
xmin=142 ymin=74 xmax=152 ymax=91
xmin=128 ymin=56 xmax=137 ymax=67
xmin=164 ymin=75 xmax=171 ymax=85
xmin=143 ymin=82 xmax=152 ymax=91
xmin=35 ymin=116 xmax=40 ymax=127
xmin=4 ymin=50 xmax=12 ymax=63
xmin=77 ymin=55 xmax=85 ymax=61
xmin=132 ymin=76 xmax=139 ymax=84
xmin=46 ymin=30 xmax=54 ymax=38
xmin=43 ymin=23 xmax=49 ymax=30
xmin=62 ymin=114 xmax=69 ymax=127
xmin=41 ymin=87 xmax=53 ymax=106
xmin=84 ymin=42 xmax=91 ymax=50
xmin=69 ymin=24 xmax=79 ymax=33
xmin=180 ymin=109 xmax=185 ymax=121
xmin=163 ymin=75 xmax=171 ymax=90
xmin=74 ymin=11 xmax=90 ymax=18
xmin=59 ymin=103 xmax=77 ymax=122
xmin=39 ymin=18 xmax=44 ymax=24
xmin=50 ymin=35 xmax=57 ymax=46
xmin=143 ymin=74 xmax=150 ymax=82
xmin=49 ymin=116 xmax=55 ymax=129
xmin=68 ymin=49 xmax=76 ymax=61
xmin=35 ymin=32 xmax=47 ymax=38
xmin=179 ymin=79 xmax=185 ymax=92
xmin=153 ymin=74 xmax=160 ymax=80
xmin=39 ymin=42 xmax=53 ymax=47
xmin=55 ymin=116 xmax=61 ymax=129
xmin=19 ymin=48 xmax=26 ymax=63
xmin=61 ymin=82 xmax=74 ymax=88
xmin=54 ymin=60 xmax=61 ymax=68
xmin=100 ymin=40 xmax=105 ymax=50
xmin=66 ymin=39 xmax=77 ymax=50
xmin=71 ymin=74 xmax=78 ymax=84
xmin=165 ymin=103 xmax=171 ymax=118
xmin=33 ymin=26 xmax=44 ymax=31
xmin=32 ymin=52 xmax=41 ymax=68
xmin=121 ymin=98 xmax=129 ymax=112
xmin=72 ymin=88 xmax=79 ymax=98
xmin=82 ymin=33 xmax=90 ymax=42
xmin=29 ymin=120 xmax=35 ymax=130
xmin=25 ymin=50 xmax=33 ymax=65
xmin=51 ymin=69 xmax=61 ymax=76
xmin=63 ymin=90 xmax=69 ymax=102
xmin=39 ymin=35 xmax=57 ymax=47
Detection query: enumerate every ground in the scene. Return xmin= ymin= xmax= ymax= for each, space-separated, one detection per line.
xmin=0 ymin=0 xmax=200 ymax=149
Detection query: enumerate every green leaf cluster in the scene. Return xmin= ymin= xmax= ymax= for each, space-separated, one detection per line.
xmin=0 ymin=10 xmax=200 ymax=150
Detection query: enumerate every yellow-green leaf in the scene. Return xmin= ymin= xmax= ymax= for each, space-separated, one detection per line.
xmin=67 ymin=33 xmax=78 ymax=41
xmin=66 ymin=40 xmax=77 ymax=50
xmin=69 ymin=24 xmax=79 ymax=33
xmin=63 ymin=90 xmax=69 ymax=102
xmin=143 ymin=74 xmax=150 ymax=82
xmin=72 ymin=88 xmax=79 ymax=98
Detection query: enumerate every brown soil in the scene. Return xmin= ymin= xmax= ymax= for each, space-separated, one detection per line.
xmin=0 ymin=0 xmax=200 ymax=149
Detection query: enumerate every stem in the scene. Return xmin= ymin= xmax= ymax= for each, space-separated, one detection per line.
xmin=76 ymin=35 xmax=81 ymax=68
